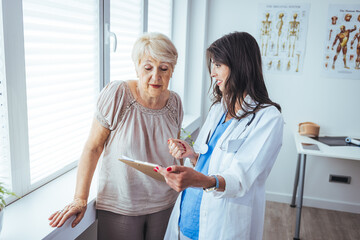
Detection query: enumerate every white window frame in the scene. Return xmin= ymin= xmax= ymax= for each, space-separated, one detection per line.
xmin=2 ymin=0 xmax=105 ymax=200
xmin=2 ymin=0 xmax=209 ymax=214
xmin=1 ymin=1 xmax=208 ymax=238
xmin=1 ymin=0 xmax=179 ymax=205
xmin=3 ymin=0 xmax=31 ymax=199
xmin=172 ymin=0 xmax=208 ymax=135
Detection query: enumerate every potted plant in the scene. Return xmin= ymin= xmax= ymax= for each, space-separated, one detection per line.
xmin=0 ymin=182 xmax=17 ymax=235
xmin=181 ymin=128 xmax=195 ymax=147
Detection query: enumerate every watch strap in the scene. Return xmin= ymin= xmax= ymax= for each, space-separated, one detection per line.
xmin=203 ymin=175 xmax=219 ymax=192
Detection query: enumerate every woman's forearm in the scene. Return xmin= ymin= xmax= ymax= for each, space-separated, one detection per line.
xmin=74 ymin=118 xmax=110 ymax=201
xmin=74 ymin=144 xmax=103 ymax=201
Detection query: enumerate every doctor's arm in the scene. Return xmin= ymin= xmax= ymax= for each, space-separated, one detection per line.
xmin=156 ymin=165 xmax=225 ymax=192
xmin=213 ymin=112 xmax=283 ymax=199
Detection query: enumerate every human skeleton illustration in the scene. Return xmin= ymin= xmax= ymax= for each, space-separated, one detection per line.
xmin=258 ymin=5 xmax=310 ymax=74
xmin=287 ymin=13 xmax=300 ymax=57
xmin=260 ymin=13 xmax=272 ymax=56
xmin=275 ymin=13 xmax=284 ymax=56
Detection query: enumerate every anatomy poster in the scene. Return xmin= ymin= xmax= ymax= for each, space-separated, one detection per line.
xmin=323 ymin=5 xmax=360 ymax=80
xmin=257 ymin=4 xmax=310 ymax=74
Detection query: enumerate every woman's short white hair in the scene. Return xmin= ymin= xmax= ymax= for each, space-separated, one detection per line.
xmin=132 ymin=32 xmax=178 ymax=72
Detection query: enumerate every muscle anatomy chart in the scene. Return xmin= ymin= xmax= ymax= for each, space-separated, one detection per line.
xmin=323 ymin=4 xmax=360 ymax=79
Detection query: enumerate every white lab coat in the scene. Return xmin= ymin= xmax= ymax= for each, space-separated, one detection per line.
xmin=164 ymin=99 xmax=284 ymax=240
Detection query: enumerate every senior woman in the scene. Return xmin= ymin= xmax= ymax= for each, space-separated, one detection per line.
xmin=48 ymin=32 xmax=183 ymax=240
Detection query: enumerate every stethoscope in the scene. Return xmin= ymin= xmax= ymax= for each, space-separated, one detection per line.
xmin=197 ymin=113 xmax=256 ymax=154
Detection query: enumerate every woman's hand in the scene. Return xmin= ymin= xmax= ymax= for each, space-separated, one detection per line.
xmin=155 ymin=165 xmax=212 ymax=192
xmin=48 ymin=198 xmax=87 ymax=228
xmin=168 ymin=138 xmax=198 ymax=163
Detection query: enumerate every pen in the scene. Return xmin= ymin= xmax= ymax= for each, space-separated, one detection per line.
xmin=345 ymin=137 xmax=360 ymax=146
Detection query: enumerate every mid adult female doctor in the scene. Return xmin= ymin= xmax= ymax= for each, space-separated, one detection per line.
xmin=156 ymin=32 xmax=284 ymax=240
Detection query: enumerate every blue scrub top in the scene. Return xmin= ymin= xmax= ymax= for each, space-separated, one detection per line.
xmin=179 ymin=113 xmax=233 ymax=240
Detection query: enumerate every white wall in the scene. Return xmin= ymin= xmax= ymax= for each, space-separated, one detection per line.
xmin=192 ymin=0 xmax=360 ymax=213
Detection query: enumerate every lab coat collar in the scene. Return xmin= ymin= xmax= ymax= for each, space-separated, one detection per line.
xmin=219 ymin=94 xmax=257 ymax=117
xmin=213 ymin=95 xmax=257 ymax=147
xmin=206 ymin=105 xmax=226 ymax=143
xmin=203 ymin=95 xmax=257 ymax=149
xmin=235 ymin=94 xmax=257 ymax=117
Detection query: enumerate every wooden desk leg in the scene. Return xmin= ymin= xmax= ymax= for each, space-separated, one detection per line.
xmin=290 ymin=154 xmax=301 ymax=207
xmin=294 ymin=154 xmax=307 ymax=240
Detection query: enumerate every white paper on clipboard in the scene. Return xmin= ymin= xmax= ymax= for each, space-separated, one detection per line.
xmin=119 ymin=156 xmax=165 ymax=182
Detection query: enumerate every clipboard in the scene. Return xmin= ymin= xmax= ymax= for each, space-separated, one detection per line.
xmin=119 ymin=156 xmax=165 ymax=182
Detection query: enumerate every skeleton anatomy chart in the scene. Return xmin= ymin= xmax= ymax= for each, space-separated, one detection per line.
xmin=323 ymin=4 xmax=360 ymax=79
xmin=257 ymin=4 xmax=310 ymax=74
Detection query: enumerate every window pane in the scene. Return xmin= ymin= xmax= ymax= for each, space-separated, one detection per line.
xmin=110 ymin=0 xmax=142 ymax=81
xmin=0 ymin=1 xmax=12 ymax=189
xmin=148 ymin=0 xmax=172 ymax=38
xmin=22 ymin=0 xmax=100 ymax=184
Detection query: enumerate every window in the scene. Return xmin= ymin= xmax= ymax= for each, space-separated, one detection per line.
xmin=109 ymin=0 xmax=142 ymax=81
xmin=1 ymin=0 xmax=174 ymax=204
xmin=1 ymin=0 xmax=101 ymax=200
xmin=109 ymin=0 xmax=173 ymax=82
xmin=0 ymin=1 xmax=11 ymax=191
xmin=22 ymin=0 xmax=100 ymax=186
xmin=148 ymin=0 xmax=173 ymax=38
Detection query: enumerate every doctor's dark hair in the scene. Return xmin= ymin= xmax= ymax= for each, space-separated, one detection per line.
xmin=206 ymin=31 xmax=281 ymax=120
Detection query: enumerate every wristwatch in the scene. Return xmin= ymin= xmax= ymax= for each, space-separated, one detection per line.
xmin=203 ymin=175 xmax=219 ymax=192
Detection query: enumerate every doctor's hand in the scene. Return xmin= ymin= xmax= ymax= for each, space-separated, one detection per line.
xmin=155 ymin=165 xmax=211 ymax=192
xmin=168 ymin=138 xmax=198 ymax=163
xmin=48 ymin=198 xmax=87 ymax=228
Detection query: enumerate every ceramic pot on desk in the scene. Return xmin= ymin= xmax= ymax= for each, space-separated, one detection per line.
xmin=298 ymin=122 xmax=320 ymax=137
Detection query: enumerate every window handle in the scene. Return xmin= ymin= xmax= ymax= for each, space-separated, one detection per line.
xmin=104 ymin=23 xmax=117 ymax=52
xmin=110 ymin=31 xmax=117 ymax=52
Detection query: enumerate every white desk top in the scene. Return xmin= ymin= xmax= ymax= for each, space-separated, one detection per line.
xmin=294 ymin=133 xmax=360 ymax=161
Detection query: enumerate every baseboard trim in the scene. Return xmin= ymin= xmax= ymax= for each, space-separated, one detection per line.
xmin=266 ymin=191 xmax=360 ymax=214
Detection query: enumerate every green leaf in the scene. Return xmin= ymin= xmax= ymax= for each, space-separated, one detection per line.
xmin=1 ymin=198 xmax=6 ymax=209
xmin=180 ymin=128 xmax=195 ymax=147
xmin=0 ymin=182 xmax=19 ymax=208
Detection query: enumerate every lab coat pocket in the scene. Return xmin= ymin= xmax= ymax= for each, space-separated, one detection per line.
xmin=226 ymin=138 xmax=246 ymax=153
xmin=221 ymin=200 xmax=251 ymax=239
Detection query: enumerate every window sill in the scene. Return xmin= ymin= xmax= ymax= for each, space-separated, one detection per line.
xmin=181 ymin=114 xmax=201 ymax=136
xmin=0 ymin=115 xmax=200 ymax=240
xmin=1 ymin=168 xmax=98 ymax=240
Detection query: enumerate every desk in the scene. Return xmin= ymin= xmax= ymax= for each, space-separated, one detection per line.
xmin=291 ymin=133 xmax=360 ymax=240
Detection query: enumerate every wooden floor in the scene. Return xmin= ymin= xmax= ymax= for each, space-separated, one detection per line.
xmin=263 ymin=201 xmax=360 ymax=240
